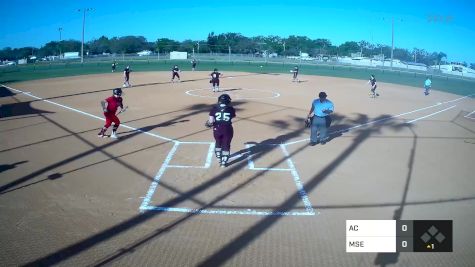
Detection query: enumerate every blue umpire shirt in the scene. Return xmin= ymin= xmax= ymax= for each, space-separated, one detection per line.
xmin=312 ymin=99 xmax=334 ymax=117
xmin=424 ymin=79 xmax=432 ymax=87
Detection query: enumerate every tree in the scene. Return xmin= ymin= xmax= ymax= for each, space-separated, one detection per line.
xmin=436 ymin=52 xmax=447 ymax=66
xmin=88 ymin=36 xmax=111 ymax=54
xmin=155 ymin=38 xmax=180 ymax=53
xmin=338 ymin=41 xmax=359 ymax=56
xmin=358 ymin=40 xmax=370 ymax=56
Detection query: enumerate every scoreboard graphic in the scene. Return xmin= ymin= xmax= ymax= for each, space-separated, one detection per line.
xmin=346 ymin=220 xmax=453 ymax=253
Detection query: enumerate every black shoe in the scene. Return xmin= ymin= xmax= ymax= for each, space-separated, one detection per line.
xmin=321 ymin=138 xmax=329 ymax=145
xmin=310 ymin=142 xmax=317 ymax=146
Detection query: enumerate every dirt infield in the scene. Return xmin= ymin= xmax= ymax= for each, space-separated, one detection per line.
xmin=1 ymin=71 xmax=474 ymax=266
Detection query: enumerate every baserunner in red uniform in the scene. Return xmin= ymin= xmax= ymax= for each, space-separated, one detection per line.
xmin=98 ymin=88 xmax=124 ymax=139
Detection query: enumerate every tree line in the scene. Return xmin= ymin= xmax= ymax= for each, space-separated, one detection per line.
xmin=0 ymin=32 xmax=470 ymax=67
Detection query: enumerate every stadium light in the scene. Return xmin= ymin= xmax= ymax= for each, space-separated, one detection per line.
xmin=78 ymin=8 xmax=94 ymax=63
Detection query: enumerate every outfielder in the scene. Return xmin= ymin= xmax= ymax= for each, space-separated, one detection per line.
xmin=98 ymin=88 xmax=125 ymax=139
xmin=206 ymin=94 xmax=236 ymax=167
xmin=424 ymin=77 xmax=432 ymax=95
xmin=123 ymin=65 xmax=131 ymax=87
xmin=171 ymin=65 xmax=181 ymax=82
xmin=210 ymin=68 xmax=223 ymax=92
xmin=291 ymin=66 xmax=299 ymax=82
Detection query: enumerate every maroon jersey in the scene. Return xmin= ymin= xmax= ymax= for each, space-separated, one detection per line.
xmin=210 ymin=71 xmax=222 ymax=80
xmin=370 ymin=77 xmax=376 ymax=86
xmin=172 ymin=66 xmax=180 ymax=73
xmin=105 ymin=96 xmax=123 ymax=114
xmin=209 ymin=105 xmax=235 ymax=126
xmin=124 ymin=68 xmax=130 ymax=78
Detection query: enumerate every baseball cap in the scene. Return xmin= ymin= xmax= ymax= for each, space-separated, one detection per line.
xmin=319 ymin=91 xmax=327 ymax=98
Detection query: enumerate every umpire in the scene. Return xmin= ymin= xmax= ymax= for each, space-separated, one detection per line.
xmin=306 ymin=91 xmax=334 ymax=145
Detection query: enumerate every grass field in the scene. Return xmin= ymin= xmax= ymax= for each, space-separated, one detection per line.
xmin=1 ymin=59 xmax=474 ymax=96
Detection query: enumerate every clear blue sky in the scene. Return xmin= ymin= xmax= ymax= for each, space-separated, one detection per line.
xmin=2 ymin=0 xmax=474 ymax=63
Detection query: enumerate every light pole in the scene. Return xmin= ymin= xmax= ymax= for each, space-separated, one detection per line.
xmin=383 ymin=17 xmax=402 ymax=69
xmin=78 ymin=8 xmax=93 ymax=63
xmin=58 ymin=27 xmax=63 ymax=58
xmin=391 ymin=17 xmax=394 ymax=68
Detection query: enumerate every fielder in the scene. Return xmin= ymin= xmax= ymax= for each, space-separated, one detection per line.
xmin=191 ymin=59 xmax=197 ymax=71
xmin=424 ymin=77 xmax=432 ymax=96
xmin=291 ymin=66 xmax=299 ymax=82
xmin=210 ymin=68 xmax=223 ymax=92
xmin=206 ymin=94 xmax=236 ymax=167
xmin=123 ymin=65 xmax=131 ymax=87
xmin=368 ymin=74 xmax=379 ymax=98
xmin=112 ymin=61 xmax=117 ymax=72
xmin=171 ymin=65 xmax=181 ymax=82
xmin=98 ymin=88 xmax=125 ymax=139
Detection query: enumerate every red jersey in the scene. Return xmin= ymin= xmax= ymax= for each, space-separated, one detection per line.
xmin=105 ymin=96 xmax=123 ymax=114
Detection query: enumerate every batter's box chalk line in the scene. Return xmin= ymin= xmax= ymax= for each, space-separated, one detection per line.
xmin=139 ymin=141 xmax=315 ymax=216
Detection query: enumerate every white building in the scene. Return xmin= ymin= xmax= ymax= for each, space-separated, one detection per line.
xmin=63 ymin=52 xmax=80 ymax=59
xmin=430 ymin=64 xmax=475 ymax=78
xmin=137 ymin=50 xmax=152 ymax=56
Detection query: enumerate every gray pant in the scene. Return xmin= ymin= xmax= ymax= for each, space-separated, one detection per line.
xmin=310 ymin=116 xmax=328 ymax=143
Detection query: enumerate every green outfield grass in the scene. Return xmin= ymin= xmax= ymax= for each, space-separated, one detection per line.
xmin=1 ymin=60 xmax=474 ymax=96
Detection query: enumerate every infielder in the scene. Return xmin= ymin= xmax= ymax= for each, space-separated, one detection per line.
xmin=123 ymin=65 xmax=131 ymax=87
xmin=424 ymin=77 xmax=432 ymax=95
xmin=306 ymin=91 xmax=334 ymax=145
xmin=191 ymin=59 xmax=197 ymax=71
xmin=98 ymin=88 xmax=125 ymax=139
xmin=210 ymin=68 xmax=223 ymax=92
xmin=206 ymin=94 xmax=236 ymax=167
xmin=291 ymin=66 xmax=299 ymax=82
xmin=368 ymin=74 xmax=378 ymax=98
xmin=112 ymin=61 xmax=117 ymax=72
xmin=171 ymin=65 xmax=181 ymax=82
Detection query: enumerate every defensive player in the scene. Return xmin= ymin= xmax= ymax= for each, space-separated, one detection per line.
xmin=98 ymin=88 xmax=124 ymax=139
xmin=210 ymin=68 xmax=222 ymax=92
xmin=291 ymin=66 xmax=299 ymax=82
xmin=171 ymin=65 xmax=181 ymax=82
xmin=191 ymin=59 xmax=197 ymax=71
xmin=123 ymin=65 xmax=131 ymax=87
xmin=424 ymin=77 xmax=432 ymax=95
xmin=112 ymin=61 xmax=117 ymax=72
xmin=368 ymin=74 xmax=378 ymax=98
xmin=206 ymin=94 xmax=236 ymax=167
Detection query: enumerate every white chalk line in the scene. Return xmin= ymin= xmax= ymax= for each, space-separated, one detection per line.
xmin=406 ymin=105 xmax=457 ymax=124
xmin=139 ymin=141 xmax=180 ymax=210
xmin=280 ymin=145 xmax=315 ymax=214
xmin=141 ymin=142 xmax=316 ymax=216
xmin=284 ymin=94 xmax=475 ymax=146
xmin=464 ymin=110 xmax=475 ymax=120
xmin=140 ymin=206 xmax=315 ymax=216
xmin=185 ymin=88 xmax=281 ymax=99
xmin=3 ymin=84 xmax=174 ymax=142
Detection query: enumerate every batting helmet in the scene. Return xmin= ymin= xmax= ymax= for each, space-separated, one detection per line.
xmin=218 ymin=94 xmax=231 ymax=105
xmin=113 ymin=88 xmax=123 ymax=96
xmin=318 ymin=91 xmax=327 ymax=98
